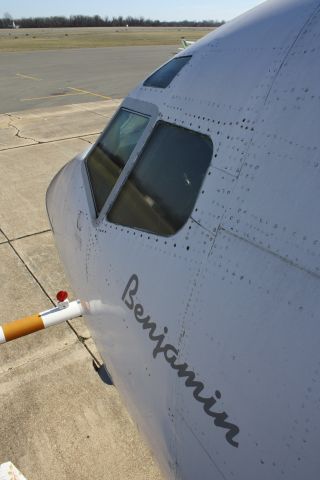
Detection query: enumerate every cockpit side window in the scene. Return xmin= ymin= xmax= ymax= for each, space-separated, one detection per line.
xmin=86 ymin=109 xmax=149 ymax=215
xmin=107 ymin=122 xmax=213 ymax=236
xmin=143 ymin=56 xmax=191 ymax=88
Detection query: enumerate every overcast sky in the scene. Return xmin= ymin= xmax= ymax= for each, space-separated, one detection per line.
xmin=2 ymin=0 xmax=265 ymax=22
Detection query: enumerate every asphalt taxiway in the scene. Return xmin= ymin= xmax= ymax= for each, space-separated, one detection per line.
xmin=0 ymin=45 xmax=174 ymax=113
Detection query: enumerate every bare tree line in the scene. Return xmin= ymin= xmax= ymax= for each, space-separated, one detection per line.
xmin=0 ymin=14 xmax=224 ymax=29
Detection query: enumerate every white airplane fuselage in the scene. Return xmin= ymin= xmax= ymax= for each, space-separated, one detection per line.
xmin=46 ymin=0 xmax=320 ymax=478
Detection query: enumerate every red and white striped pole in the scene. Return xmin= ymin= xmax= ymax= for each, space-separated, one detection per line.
xmin=0 ymin=291 xmax=84 ymax=344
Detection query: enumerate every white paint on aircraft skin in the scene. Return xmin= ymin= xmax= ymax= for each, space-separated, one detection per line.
xmin=46 ymin=0 xmax=320 ymax=478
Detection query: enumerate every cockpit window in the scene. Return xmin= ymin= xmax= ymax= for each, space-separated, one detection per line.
xmin=143 ymin=56 xmax=191 ymax=88
xmin=86 ymin=109 xmax=149 ymax=215
xmin=107 ymin=122 xmax=213 ymax=236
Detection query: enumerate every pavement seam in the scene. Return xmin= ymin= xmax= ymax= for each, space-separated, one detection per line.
xmin=0 ymin=227 xmax=7 ymax=244
xmin=0 ymin=132 xmax=102 ymax=152
xmin=79 ymin=137 xmax=95 ymax=145
xmin=68 ymin=323 xmax=102 ymax=366
xmin=9 ymin=228 xmax=51 ymax=242
xmin=79 ymin=109 xmax=114 ymax=119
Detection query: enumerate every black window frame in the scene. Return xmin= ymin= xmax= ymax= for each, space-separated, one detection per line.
xmin=85 ymin=107 xmax=150 ymax=217
xmin=143 ymin=55 xmax=192 ymax=89
xmin=107 ymin=120 xmax=213 ymax=237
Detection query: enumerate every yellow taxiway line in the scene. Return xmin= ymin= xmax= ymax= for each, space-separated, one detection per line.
xmin=68 ymin=87 xmax=112 ymax=100
xmin=21 ymin=87 xmax=112 ymax=103
xmin=16 ymin=73 xmax=42 ymax=81
xmin=21 ymin=92 xmax=87 ymax=102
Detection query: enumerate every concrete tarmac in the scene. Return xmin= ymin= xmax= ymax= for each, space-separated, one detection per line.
xmin=0 ymin=46 xmax=175 ymax=113
xmin=0 ymin=100 xmax=164 ymax=480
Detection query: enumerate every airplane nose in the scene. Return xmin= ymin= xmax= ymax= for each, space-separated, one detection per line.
xmin=46 ymin=147 xmax=91 ymax=229
xmin=46 ymin=162 xmax=68 ymax=231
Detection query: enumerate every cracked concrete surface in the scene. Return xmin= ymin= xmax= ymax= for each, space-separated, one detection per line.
xmin=0 ymin=100 xmax=163 ymax=480
xmin=0 ymin=120 xmax=35 ymax=150
xmin=0 ymin=100 xmax=121 ymax=150
xmin=7 ymin=114 xmax=39 ymax=144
